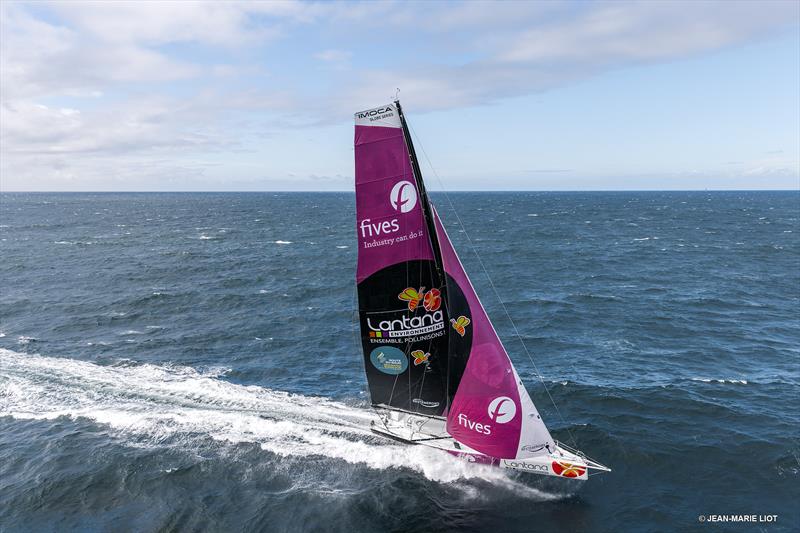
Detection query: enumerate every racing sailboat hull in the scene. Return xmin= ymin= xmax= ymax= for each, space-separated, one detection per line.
xmin=353 ymin=100 xmax=609 ymax=480
xmin=369 ymin=411 xmax=608 ymax=480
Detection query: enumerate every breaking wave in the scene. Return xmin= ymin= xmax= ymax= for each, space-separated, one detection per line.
xmin=690 ymin=377 xmax=749 ymax=385
xmin=0 ymin=349 xmax=563 ymax=498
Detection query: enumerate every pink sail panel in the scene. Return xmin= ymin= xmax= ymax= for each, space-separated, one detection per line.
xmin=437 ymin=209 xmax=554 ymax=459
xmin=354 ymin=104 xmax=433 ymax=282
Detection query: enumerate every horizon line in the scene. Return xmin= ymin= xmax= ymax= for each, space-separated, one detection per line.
xmin=1 ymin=189 xmax=799 ymax=194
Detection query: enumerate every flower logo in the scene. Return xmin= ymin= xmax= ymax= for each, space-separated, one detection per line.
xmin=423 ymin=288 xmax=441 ymax=312
xmin=551 ymin=461 xmax=586 ymax=478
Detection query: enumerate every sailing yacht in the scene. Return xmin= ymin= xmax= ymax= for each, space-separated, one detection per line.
xmin=353 ymin=101 xmax=609 ymax=479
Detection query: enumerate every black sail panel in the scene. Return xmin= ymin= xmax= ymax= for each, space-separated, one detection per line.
xmin=357 ymin=261 xmax=449 ymax=414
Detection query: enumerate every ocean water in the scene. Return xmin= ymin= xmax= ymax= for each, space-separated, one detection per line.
xmin=1 ymin=191 xmax=798 ymax=533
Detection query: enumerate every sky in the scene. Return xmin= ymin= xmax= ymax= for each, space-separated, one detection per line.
xmin=1 ymin=0 xmax=798 ymax=192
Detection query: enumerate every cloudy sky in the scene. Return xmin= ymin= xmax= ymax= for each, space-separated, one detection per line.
xmin=1 ymin=0 xmax=798 ymax=191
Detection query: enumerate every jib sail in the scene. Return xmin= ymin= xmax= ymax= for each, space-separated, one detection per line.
xmin=435 ymin=211 xmax=555 ymax=459
xmin=354 ymin=102 xmax=450 ymax=416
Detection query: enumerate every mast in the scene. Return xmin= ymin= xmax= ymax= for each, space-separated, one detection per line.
xmin=395 ymin=100 xmax=455 ymax=410
xmin=394 ymin=100 xmax=446 ymax=287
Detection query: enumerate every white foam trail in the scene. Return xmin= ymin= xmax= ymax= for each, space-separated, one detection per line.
xmin=690 ymin=377 xmax=749 ymax=385
xmin=0 ymin=349 xmax=563 ymax=497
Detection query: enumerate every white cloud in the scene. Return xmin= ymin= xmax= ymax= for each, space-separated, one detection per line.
xmin=46 ymin=0 xmax=321 ymax=46
xmin=0 ymin=98 xmax=226 ymax=155
xmin=498 ymin=1 xmax=793 ymax=63
xmin=341 ymin=0 xmax=799 ymax=112
xmin=0 ymin=3 xmax=199 ymax=100
xmin=0 ymin=0 xmax=797 ymax=190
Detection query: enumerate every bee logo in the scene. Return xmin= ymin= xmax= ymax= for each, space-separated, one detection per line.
xmin=450 ymin=316 xmax=471 ymax=336
xmin=411 ymin=350 xmax=430 ymax=366
xmin=398 ymin=287 xmax=425 ymax=311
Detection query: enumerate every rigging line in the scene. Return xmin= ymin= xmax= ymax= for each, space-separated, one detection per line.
xmin=387 ymin=363 xmax=401 ymax=412
xmin=352 ymin=282 xmax=372 ymax=403
xmin=407 ymin=123 xmax=578 ymax=449
xmin=414 ymin=352 xmax=428 ymax=415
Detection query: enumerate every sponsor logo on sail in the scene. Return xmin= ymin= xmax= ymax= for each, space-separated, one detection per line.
xmin=367 ymin=310 xmax=444 ymax=338
xmin=521 ymin=444 xmax=547 ymax=453
xmin=366 ymin=284 xmax=447 ymax=342
xmin=411 ymin=398 xmax=439 ymax=408
xmin=369 ymin=346 xmax=408 ymax=375
xmin=398 ymin=287 xmax=441 ymax=312
xmin=356 ymin=106 xmax=394 ymax=120
xmin=457 ymin=413 xmax=491 ymax=435
xmin=398 ymin=287 xmax=425 ymax=311
xmin=359 ymin=218 xmax=400 ymax=238
xmin=411 ymin=350 xmax=430 ymax=366
xmin=455 ymin=396 xmax=517 ymax=436
xmin=390 ymin=180 xmax=418 ymax=213
xmin=450 ymin=315 xmax=470 ymax=336
xmin=488 ymin=396 xmax=517 ymax=424
xmin=423 ymin=288 xmax=441 ymax=311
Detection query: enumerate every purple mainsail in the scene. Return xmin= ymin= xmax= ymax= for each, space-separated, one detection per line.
xmin=354 ymin=104 xmax=449 ymax=415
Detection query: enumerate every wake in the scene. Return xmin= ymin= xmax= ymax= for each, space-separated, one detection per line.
xmin=0 ymin=349 xmax=565 ymax=498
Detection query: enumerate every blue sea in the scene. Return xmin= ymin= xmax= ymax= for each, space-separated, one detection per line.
xmin=1 ymin=191 xmax=798 ymax=532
